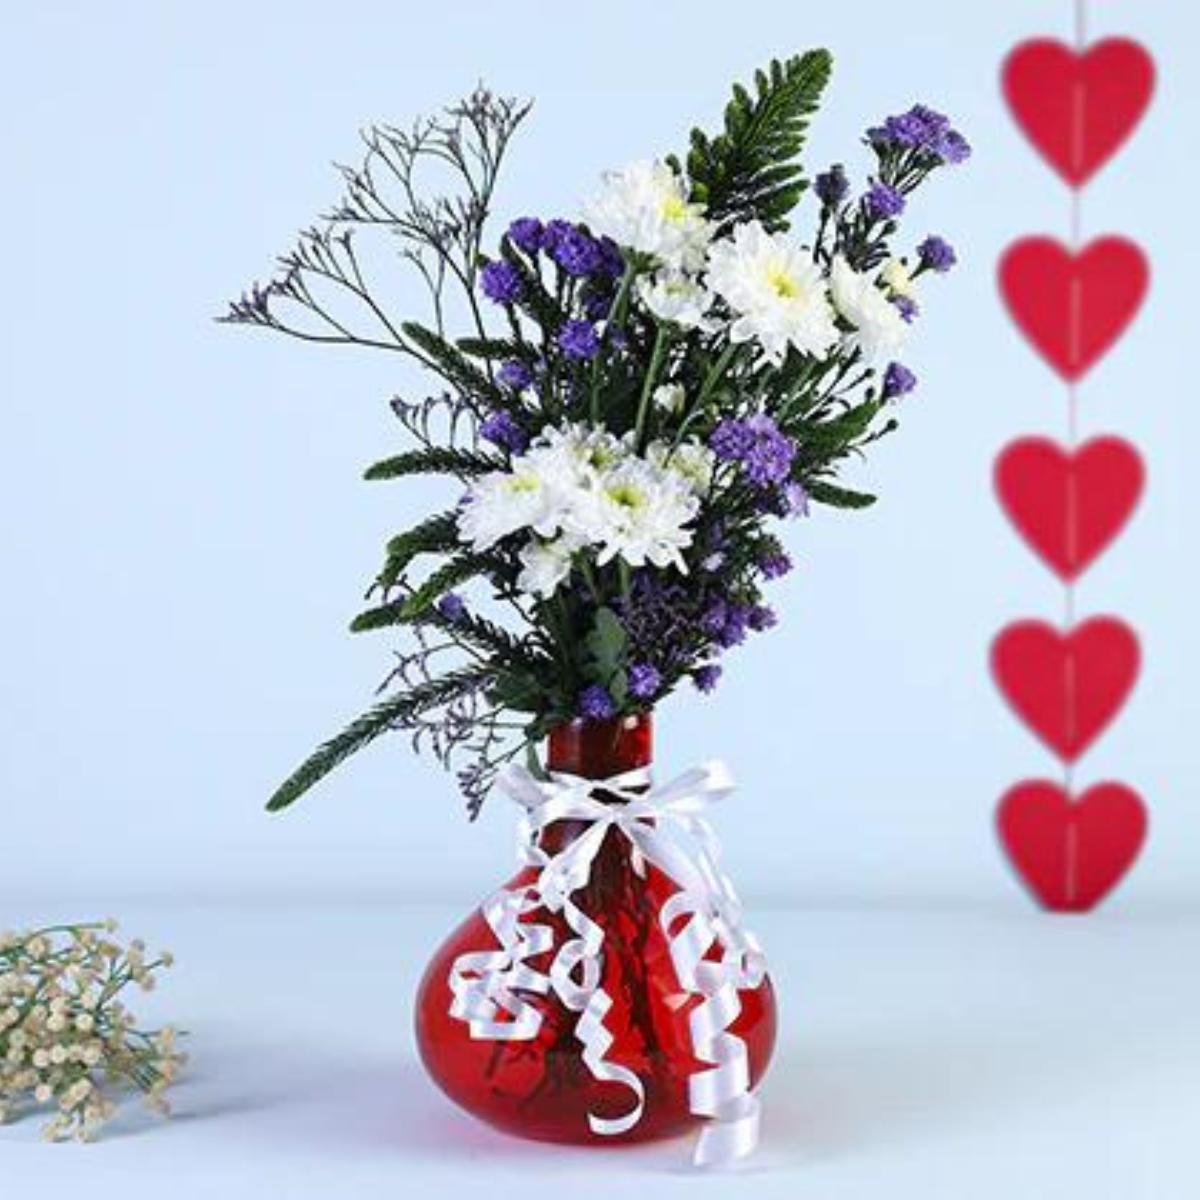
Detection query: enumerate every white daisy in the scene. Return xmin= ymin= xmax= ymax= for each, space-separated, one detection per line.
xmin=583 ymin=160 xmax=711 ymax=271
xmin=647 ymin=438 xmax=715 ymax=497
xmin=591 ymin=459 xmax=699 ymax=570
xmin=517 ymin=535 xmax=578 ymax=599
xmin=705 ymin=220 xmax=839 ymax=365
xmin=636 ymin=270 xmax=715 ymax=330
xmin=653 ymin=382 xmax=687 ymax=416
xmin=457 ymin=468 xmax=560 ymax=550
xmin=829 ymin=256 xmax=909 ymax=361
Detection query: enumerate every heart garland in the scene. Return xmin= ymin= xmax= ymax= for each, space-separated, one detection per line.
xmin=1003 ymin=39 xmax=1155 ymax=186
xmin=994 ymin=436 xmax=1144 ymax=581
xmin=997 ymin=781 xmax=1148 ymax=911
xmin=999 ymin=237 xmax=1148 ymax=383
xmin=994 ymin=23 xmax=1153 ymax=911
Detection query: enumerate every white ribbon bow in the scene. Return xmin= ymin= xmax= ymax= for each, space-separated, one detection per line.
xmin=447 ymin=760 xmax=768 ymax=1167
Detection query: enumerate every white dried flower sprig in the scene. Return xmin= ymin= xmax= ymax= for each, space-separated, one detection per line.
xmin=0 ymin=921 xmax=186 ymax=1142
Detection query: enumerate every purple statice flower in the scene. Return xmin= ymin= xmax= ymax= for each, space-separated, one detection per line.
xmin=748 ymin=605 xmax=777 ymax=632
xmin=480 ymin=260 xmax=522 ymax=305
xmin=497 ymin=360 xmax=534 ymax=390
xmin=595 ymin=237 xmax=625 ymax=278
xmin=702 ymin=598 xmax=752 ymax=649
xmin=579 ymin=684 xmax=616 ymax=720
xmin=549 ymin=224 xmax=604 ymax=277
xmin=882 ymin=361 xmax=918 ymax=399
xmin=868 ymin=105 xmax=971 ymax=164
xmin=693 ymin=664 xmax=722 ymax=694
xmin=628 ymin=663 xmax=662 ymax=701
xmin=507 ymin=217 xmax=545 ymax=254
xmin=479 ymin=410 xmax=529 ymax=453
xmin=701 ymin=551 xmax=726 ymax=573
xmin=868 ymin=104 xmax=950 ymax=150
xmin=934 ymin=128 xmax=972 ymax=165
xmin=710 ymin=414 xmax=796 ymax=487
xmin=782 ymin=481 xmax=809 ymax=518
xmin=893 ymin=294 xmax=919 ymax=323
xmin=815 ymin=163 xmax=849 ymax=207
xmin=917 ymin=235 xmax=957 ymax=273
xmin=583 ymin=290 xmax=614 ymax=321
xmin=558 ymin=319 xmax=600 ymax=361
xmin=865 ymin=181 xmax=905 ymax=219
xmin=760 ymin=550 xmax=794 ymax=580
xmin=436 ymin=592 xmax=467 ymax=623
xmin=541 ymin=219 xmax=575 ymax=254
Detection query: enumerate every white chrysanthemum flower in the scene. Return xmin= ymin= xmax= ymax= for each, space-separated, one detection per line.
xmin=517 ymin=535 xmax=578 ymax=599
xmin=829 ymin=256 xmax=909 ymax=361
xmin=636 ymin=270 xmax=715 ymax=330
xmin=583 ymin=160 xmax=711 ymax=270
xmin=705 ymin=220 xmax=839 ymax=365
xmin=653 ymin=383 xmax=686 ymax=415
xmin=591 ymin=459 xmax=699 ymax=570
xmin=646 ymin=439 xmax=715 ymax=497
xmin=457 ymin=468 xmax=561 ymax=550
xmin=880 ymin=256 xmax=917 ymax=298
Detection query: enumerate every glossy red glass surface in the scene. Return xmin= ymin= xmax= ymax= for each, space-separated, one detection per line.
xmin=415 ymin=712 xmax=777 ymax=1144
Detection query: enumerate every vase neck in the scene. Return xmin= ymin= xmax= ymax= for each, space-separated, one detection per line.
xmin=546 ymin=712 xmax=653 ymax=780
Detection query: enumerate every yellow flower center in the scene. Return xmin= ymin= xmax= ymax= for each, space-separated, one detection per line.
xmin=506 ymin=474 xmax=541 ymax=495
xmin=607 ymin=482 xmax=646 ymax=511
xmin=660 ymin=194 xmax=689 ymax=223
xmin=766 ymin=266 xmax=801 ymax=299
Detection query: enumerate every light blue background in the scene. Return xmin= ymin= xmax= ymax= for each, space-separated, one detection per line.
xmin=1 ymin=0 xmax=1192 ymax=908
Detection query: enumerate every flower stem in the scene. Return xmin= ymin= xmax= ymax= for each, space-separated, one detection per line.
xmin=634 ymin=327 xmax=669 ymax=450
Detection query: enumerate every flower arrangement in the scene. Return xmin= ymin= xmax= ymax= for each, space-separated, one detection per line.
xmin=225 ymin=51 xmax=967 ymax=815
xmin=0 ymin=922 xmax=184 ymax=1141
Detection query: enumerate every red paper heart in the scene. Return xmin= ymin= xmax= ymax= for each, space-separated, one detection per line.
xmin=995 ymin=436 xmax=1144 ymax=581
xmin=997 ymin=780 xmax=1148 ymax=911
xmin=1003 ymin=39 xmax=1155 ymax=185
xmin=991 ymin=617 xmax=1139 ymax=762
xmin=999 ymin=237 xmax=1149 ymax=382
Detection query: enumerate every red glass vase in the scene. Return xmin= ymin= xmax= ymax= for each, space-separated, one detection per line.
xmin=415 ymin=711 xmax=777 ymax=1145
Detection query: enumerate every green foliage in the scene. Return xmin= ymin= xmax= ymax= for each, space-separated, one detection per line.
xmin=394 ymin=553 xmax=500 ymax=620
xmin=583 ymin=606 xmax=629 ymax=704
xmin=265 ymin=668 xmax=491 ymax=812
xmin=363 ymin=447 xmax=503 ymax=481
xmin=374 ymin=511 xmax=462 ymax=592
xmin=805 ymin=480 xmax=877 ymax=509
xmin=402 ymin=321 xmax=502 ymax=404
xmin=351 ymin=595 xmax=528 ymax=663
xmin=672 ymin=50 xmax=832 ymax=232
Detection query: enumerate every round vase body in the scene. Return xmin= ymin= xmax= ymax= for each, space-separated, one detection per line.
xmin=414 ymin=713 xmax=777 ymax=1145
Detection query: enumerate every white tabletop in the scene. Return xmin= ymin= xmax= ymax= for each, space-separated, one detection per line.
xmin=2 ymin=900 xmax=1195 ymax=1199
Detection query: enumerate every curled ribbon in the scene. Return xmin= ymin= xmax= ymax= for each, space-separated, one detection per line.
xmin=447 ymin=760 xmax=768 ymax=1166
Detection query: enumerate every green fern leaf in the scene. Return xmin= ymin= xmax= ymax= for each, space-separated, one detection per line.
xmin=363 ymin=447 xmax=503 ymax=481
xmin=265 ymin=668 xmax=491 ymax=811
xmin=676 ymin=50 xmax=832 ymax=232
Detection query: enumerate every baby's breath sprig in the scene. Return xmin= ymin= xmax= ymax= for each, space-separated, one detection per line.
xmin=0 ymin=921 xmax=185 ymax=1142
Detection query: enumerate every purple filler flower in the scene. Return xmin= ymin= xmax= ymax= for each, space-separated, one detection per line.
xmin=748 ymin=605 xmax=777 ymax=632
xmin=579 ymin=684 xmax=616 ymax=720
xmin=507 ymin=217 xmax=545 ymax=254
xmin=893 ymin=294 xmax=919 ymax=323
xmin=815 ymin=163 xmax=849 ymax=207
xmin=711 ymin=413 xmax=796 ymax=487
xmin=782 ymin=481 xmax=810 ymax=518
xmin=497 ymin=360 xmax=534 ymax=390
xmin=882 ymin=361 xmax=918 ymax=399
xmin=865 ymin=181 xmax=905 ymax=219
xmin=436 ymin=592 xmax=467 ymax=623
xmin=693 ymin=665 xmax=722 ymax=694
xmin=918 ymin=235 xmax=957 ymax=273
xmin=558 ymin=319 xmax=600 ymax=361
xmin=549 ymin=225 xmax=604 ymax=277
xmin=934 ymin=129 xmax=972 ymax=165
xmin=479 ymin=410 xmax=529 ymax=453
xmin=760 ymin=550 xmax=794 ymax=580
xmin=628 ymin=663 xmax=662 ymax=701
xmin=480 ymin=260 xmax=522 ymax=305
